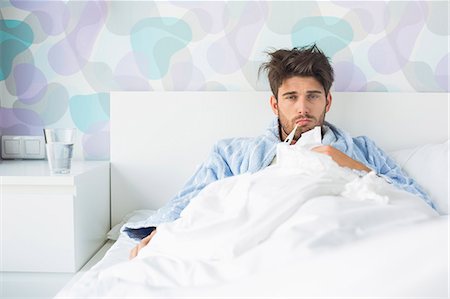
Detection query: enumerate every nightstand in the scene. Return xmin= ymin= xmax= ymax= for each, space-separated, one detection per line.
xmin=0 ymin=160 xmax=110 ymax=273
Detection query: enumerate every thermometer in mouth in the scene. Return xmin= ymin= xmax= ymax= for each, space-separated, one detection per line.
xmin=283 ymin=124 xmax=299 ymax=145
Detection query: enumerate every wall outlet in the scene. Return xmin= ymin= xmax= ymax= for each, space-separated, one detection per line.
xmin=1 ymin=136 xmax=46 ymax=159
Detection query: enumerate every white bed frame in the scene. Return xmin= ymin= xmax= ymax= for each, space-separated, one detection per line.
xmin=110 ymin=91 xmax=449 ymax=226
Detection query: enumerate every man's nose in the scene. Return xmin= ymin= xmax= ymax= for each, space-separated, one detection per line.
xmin=295 ymin=97 xmax=310 ymax=115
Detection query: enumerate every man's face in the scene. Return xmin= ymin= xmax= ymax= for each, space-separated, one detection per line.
xmin=270 ymin=76 xmax=332 ymax=144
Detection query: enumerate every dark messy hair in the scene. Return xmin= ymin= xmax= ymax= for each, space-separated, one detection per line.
xmin=259 ymin=44 xmax=334 ymax=99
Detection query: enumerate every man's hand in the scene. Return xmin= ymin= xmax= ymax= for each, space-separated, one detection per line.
xmin=312 ymin=145 xmax=371 ymax=172
xmin=129 ymin=229 xmax=157 ymax=260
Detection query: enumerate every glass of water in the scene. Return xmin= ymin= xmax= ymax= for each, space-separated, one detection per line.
xmin=43 ymin=128 xmax=76 ymax=174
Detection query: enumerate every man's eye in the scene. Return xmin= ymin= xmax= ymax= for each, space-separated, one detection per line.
xmin=308 ymin=94 xmax=319 ymax=100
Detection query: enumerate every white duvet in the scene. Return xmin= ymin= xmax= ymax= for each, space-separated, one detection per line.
xmin=57 ymin=140 xmax=447 ymax=298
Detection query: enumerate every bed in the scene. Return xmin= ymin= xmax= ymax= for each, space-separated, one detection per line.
xmin=56 ymin=91 xmax=449 ymax=298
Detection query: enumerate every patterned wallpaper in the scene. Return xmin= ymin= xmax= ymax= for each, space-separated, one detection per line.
xmin=0 ymin=1 xmax=448 ymax=160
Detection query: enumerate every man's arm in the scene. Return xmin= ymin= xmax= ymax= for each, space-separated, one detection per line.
xmin=352 ymin=136 xmax=435 ymax=209
xmin=312 ymin=145 xmax=371 ymax=172
xmin=129 ymin=228 xmax=157 ymax=259
xmin=312 ymin=135 xmax=435 ymax=209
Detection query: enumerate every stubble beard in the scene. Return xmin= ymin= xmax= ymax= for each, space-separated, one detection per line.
xmin=278 ymin=106 xmax=327 ymax=142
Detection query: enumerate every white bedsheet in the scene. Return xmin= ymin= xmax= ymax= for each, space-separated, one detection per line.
xmin=56 ymin=145 xmax=448 ymax=298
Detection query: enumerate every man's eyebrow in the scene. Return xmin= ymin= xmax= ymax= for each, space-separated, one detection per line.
xmin=281 ymin=91 xmax=297 ymax=97
xmin=281 ymin=90 xmax=323 ymax=97
xmin=306 ymin=90 xmax=323 ymax=94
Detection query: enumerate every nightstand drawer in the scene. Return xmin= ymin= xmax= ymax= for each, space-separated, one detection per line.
xmin=0 ymin=161 xmax=110 ymax=272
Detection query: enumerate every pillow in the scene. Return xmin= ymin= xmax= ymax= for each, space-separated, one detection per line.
xmin=389 ymin=140 xmax=449 ymax=215
xmin=107 ymin=209 xmax=156 ymax=240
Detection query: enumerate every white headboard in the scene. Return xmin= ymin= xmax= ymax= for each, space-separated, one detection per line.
xmin=110 ymin=92 xmax=449 ymax=225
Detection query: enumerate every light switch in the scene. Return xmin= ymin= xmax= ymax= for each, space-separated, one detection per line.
xmin=24 ymin=139 xmax=41 ymax=155
xmin=4 ymin=140 xmax=20 ymax=154
xmin=1 ymin=136 xmax=45 ymax=159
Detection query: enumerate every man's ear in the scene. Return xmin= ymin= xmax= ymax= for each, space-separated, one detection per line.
xmin=270 ymin=95 xmax=279 ymax=116
xmin=325 ymin=92 xmax=332 ymax=112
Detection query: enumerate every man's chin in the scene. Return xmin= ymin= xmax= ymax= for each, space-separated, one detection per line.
xmin=300 ymin=126 xmax=313 ymax=134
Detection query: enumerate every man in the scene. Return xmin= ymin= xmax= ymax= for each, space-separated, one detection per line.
xmin=128 ymin=44 xmax=434 ymax=259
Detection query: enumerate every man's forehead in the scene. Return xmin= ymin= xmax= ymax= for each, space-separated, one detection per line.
xmin=280 ymin=76 xmax=324 ymax=88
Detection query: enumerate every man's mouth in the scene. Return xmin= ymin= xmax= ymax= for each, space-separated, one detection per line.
xmin=295 ymin=118 xmax=312 ymax=125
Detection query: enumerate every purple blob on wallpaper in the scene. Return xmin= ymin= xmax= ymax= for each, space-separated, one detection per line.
xmin=11 ymin=0 xmax=70 ymax=35
xmin=47 ymin=1 xmax=107 ymax=76
xmin=13 ymin=63 xmax=47 ymax=104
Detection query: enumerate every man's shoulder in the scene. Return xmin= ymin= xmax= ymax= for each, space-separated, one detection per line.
xmin=212 ymin=119 xmax=279 ymax=155
xmin=213 ymin=134 xmax=276 ymax=155
xmin=351 ymin=135 xmax=384 ymax=156
xmin=215 ymin=135 xmax=266 ymax=149
xmin=352 ymin=135 xmax=376 ymax=146
xmin=328 ymin=122 xmax=375 ymax=144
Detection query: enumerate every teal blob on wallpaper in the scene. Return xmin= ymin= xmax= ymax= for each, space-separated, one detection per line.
xmin=69 ymin=93 xmax=109 ymax=133
xmin=130 ymin=17 xmax=192 ymax=80
xmin=292 ymin=17 xmax=353 ymax=57
xmin=0 ymin=19 xmax=33 ymax=80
